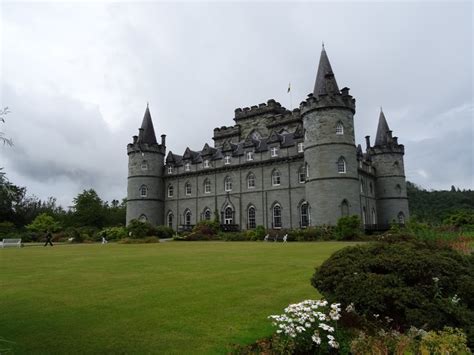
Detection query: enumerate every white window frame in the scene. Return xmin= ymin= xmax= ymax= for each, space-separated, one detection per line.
xmin=247 ymin=151 xmax=254 ymax=161
xmin=140 ymin=185 xmax=148 ymax=197
xmin=273 ymin=204 xmax=282 ymax=228
xmin=185 ymin=162 xmax=190 ymax=171
xmin=185 ymin=182 xmax=191 ymax=196
xmin=270 ymin=147 xmax=278 ymax=157
xmin=337 ymin=157 xmax=346 ymax=174
xmin=204 ymin=160 xmax=210 ymax=168
xmin=167 ymin=212 xmax=173 ymax=228
xmin=168 ymin=185 xmax=174 ymax=198
xmin=300 ymin=202 xmax=310 ymax=228
xmin=168 ymin=166 xmax=173 ymax=174
xmin=247 ymin=173 xmax=255 ymax=189
xmin=224 ymin=177 xmax=232 ymax=192
xmin=204 ymin=179 xmax=211 ymax=194
xmin=297 ymin=142 xmax=304 ymax=153
xmin=336 ymin=122 xmax=344 ymax=135
xmin=248 ymin=206 xmax=256 ymax=229
xmin=185 ymin=210 xmax=192 ymax=226
xmin=272 ymin=170 xmax=281 ymax=186
xmin=224 ymin=155 xmax=231 ymax=165
xmin=299 ymin=166 xmax=306 ymax=184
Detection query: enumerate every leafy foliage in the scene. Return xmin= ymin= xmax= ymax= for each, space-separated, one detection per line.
xmin=26 ymin=213 xmax=61 ymax=233
xmin=311 ymin=240 xmax=474 ymax=346
xmin=334 ymin=215 xmax=361 ymax=240
xmin=126 ymin=219 xmax=157 ymax=239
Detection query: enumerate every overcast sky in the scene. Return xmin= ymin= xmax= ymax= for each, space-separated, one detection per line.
xmin=1 ymin=0 xmax=472 ymax=207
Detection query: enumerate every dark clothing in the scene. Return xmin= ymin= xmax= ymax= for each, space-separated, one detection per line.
xmin=44 ymin=233 xmax=53 ymax=247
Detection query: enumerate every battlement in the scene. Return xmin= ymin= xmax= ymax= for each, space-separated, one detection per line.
xmin=127 ymin=142 xmax=165 ymax=155
xmin=213 ymin=125 xmax=241 ymax=140
xmin=300 ymin=88 xmax=356 ymax=115
xmin=234 ymin=99 xmax=288 ymax=120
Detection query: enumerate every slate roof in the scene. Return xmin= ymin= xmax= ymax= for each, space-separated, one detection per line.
xmin=374 ymin=110 xmax=390 ymax=146
xmin=313 ymin=46 xmax=340 ymax=97
xmin=139 ymin=105 xmax=158 ymax=144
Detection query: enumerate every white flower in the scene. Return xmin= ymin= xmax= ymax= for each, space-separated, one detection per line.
xmin=311 ymin=334 xmax=321 ymax=344
xmin=328 ymin=339 xmax=339 ymax=349
xmin=451 ymin=294 xmax=461 ymax=304
xmin=305 ymin=322 xmax=311 ymax=328
xmin=345 ymin=303 xmax=355 ymax=313
xmin=432 ymin=277 xmax=439 ymax=283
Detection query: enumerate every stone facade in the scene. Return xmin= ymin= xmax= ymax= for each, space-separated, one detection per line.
xmin=126 ymin=47 xmax=410 ymax=230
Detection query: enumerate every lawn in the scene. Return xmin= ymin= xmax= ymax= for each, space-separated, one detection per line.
xmin=0 ymin=241 xmax=356 ymax=354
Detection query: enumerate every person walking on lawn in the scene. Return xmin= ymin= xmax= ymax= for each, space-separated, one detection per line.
xmin=44 ymin=230 xmax=53 ymax=247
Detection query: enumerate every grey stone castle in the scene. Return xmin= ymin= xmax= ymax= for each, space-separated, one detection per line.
xmin=126 ymin=47 xmax=409 ymax=230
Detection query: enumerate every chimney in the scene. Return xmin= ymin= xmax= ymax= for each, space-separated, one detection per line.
xmin=161 ymin=134 xmax=166 ymax=146
xmin=365 ymin=136 xmax=371 ymax=150
xmin=133 ymin=135 xmax=138 ymax=144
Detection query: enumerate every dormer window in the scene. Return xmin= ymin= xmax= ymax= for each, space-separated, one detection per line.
xmin=141 ymin=161 xmax=148 ymax=171
xmin=271 ymin=147 xmax=278 ymax=157
xmin=336 ymin=122 xmax=344 ymax=135
xmin=247 ymin=152 xmax=254 ymax=161
xmin=224 ymin=155 xmax=231 ymax=165
xmin=204 ymin=160 xmax=210 ymax=168
xmin=297 ymin=142 xmax=304 ymax=153
xmin=168 ymin=166 xmax=173 ymax=174
xmin=185 ymin=163 xmax=190 ymax=171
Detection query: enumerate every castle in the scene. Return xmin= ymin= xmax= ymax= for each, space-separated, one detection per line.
xmin=126 ymin=47 xmax=409 ymax=230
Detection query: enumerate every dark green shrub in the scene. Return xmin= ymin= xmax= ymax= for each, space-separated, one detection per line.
xmin=219 ymin=232 xmax=251 ymax=241
xmin=118 ymin=236 xmax=160 ymax=244
xmin=99 ymin=226 xmax=128 ymax=241
xmin=0 ymin=221 xmax=16 ymax=236
xmin=444 ymin=210 xmax=474 ymax=227
xmin=292 ymin=226 xmax=335 ymax=241
xmin=155 ymin=225 xmax=174 ymax=239
xmin=65 ymin=227 xmax=83 ymax=243
xmin=334 ymin=215 xmax=361 ymax=240
xmin=311 ymin=241 xmax=474 ymax=346
xmin=254 ymin=225 xmax=266 ymax=240
xmin=126 ymin=219 xmax=156 ymax=238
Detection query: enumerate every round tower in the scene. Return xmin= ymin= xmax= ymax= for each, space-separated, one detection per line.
xmin=126 ymin=105 xmax=166 ymax=226
xmin=301 ymin=46 xmax=361 ymax=225
xmin=368 ymin=110 xmax=409 ymax=225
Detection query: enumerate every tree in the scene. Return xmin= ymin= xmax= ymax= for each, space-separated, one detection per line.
xmin=71 ymin=189 xmax=105 ymax=228
xmin=26 ymin=213 xmax=61 ymax=233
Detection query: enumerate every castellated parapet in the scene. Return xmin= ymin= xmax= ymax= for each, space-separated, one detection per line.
xmin=126 ymin=47 xmax=409 ymax=230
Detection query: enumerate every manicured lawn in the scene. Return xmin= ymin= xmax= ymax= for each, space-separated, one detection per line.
xmin=0 ymin=242 xmax=356 ymax=354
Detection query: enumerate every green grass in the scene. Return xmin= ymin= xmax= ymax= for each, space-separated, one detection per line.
xmin=0 ymin=242 xmax=356 ymax=354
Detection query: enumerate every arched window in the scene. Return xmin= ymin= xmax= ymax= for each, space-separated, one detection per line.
xmin=341 ymin=199 xmax=349 ymax=216
xmin=203 ymin=208 xmax=211 ymax=221
xmin=185 ymin=182 xmax=191 ymax=196
xmin=272 ymin=170 xmax=281 ymax=186
xmin=247 ymin=173 xmax=256 ymax=189
xmin=360 ymin=179 xmax=364 ymax=193
xmin=248 ymin=206 xmax=256 ymax=229
xmin=369 ymin=182 xmax=373 ymax=195
xmin=167 ymin=212 xmax=173 ymax=228
xmin=393 ymin=161 xmax=400 ymax=170
xmin=306 ymin=162 xmax=310 ymax=178
xmin=139 ymin=214 xmax=148 ymax=222
xmin=395 ymin=184 xmax=402 ymax=195
xmin=204 ymin=179 xmax=211 ymax=194
xmin=224 ymin=176 xmax=232 ymax=192
xmin=362 ymin=207 xmax=367 ymax=224
xmin=273 ymin=204 xmax=282 ymax=228
xmin=398 ymin=212 xmax=405 ymax=224
xmin=141 ymin=160 xmax=148 ymax=170
xmin=168 ymin=185 xmax=174 ymax=198
xmin=184 ymin=210 xmax=192 ymax=226
xmin=298 ymin=166 xmax=306 ymax=183
xmin=140 ymin=185 xmax=148 ymax=197
xmin=336 ymin=122 xmax=344 ymax=135
xmin=300 ymin=202 xmax=310 ymax=228
xmin=372 ymin=208 xmax=376 ymax=224
xmin=224 ymin=206 xmax=233 ymax=225
xmin=337 ymin=157 xmax=346 ymax=174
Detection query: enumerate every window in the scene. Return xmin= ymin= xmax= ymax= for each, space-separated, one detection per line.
xmin=271 ymin=147 xmax=278 ymax=157
xmin=341 ymin=200 xmax=349 ymax=216
xmin=398 ymin=212 xmax=405 ymax=224
xmin=297 ymin=142 xmax=304 ymax=153
xmin=204 ymin=160 xmax=210 ymax=168
xmin=298 ymin=166 xmax=306 ymax=183
xmin=272 ymin=170 xmax=281 ymax=186
xmin=204 ymin=179 xmax=211 ymax=194
xmin=360 ymin=180 xmax=364 ymax=193
xmin=185 ymin=162 xmax=190 ymax=171
xmin=306 ymin=163 xmax=310 ymax=178
xmin=247 ymin=173 xmax=255 ymax=188
xmin=224 ymin=176 xmax=232 ymax=192
xmin=185 ymin=182 xmax=191 ymax=196
xmin=372 ymin=208 xmax=376 ymax=224
xmin=273 ymin=204 xmax=282 ymax=228
xmin=300 ymin=202 xmax=310 ymax=228
xmin=167 ymin=212 xmax=173 ymax=229
xmin=395 ymin=184 xmax=402 ymax=195
xmin=139 ymin=214 xmax=148 ymax=222
xmin=168 ymin=166 xmax=173 ymax=174
xmin=224 ymin=155 xmax=231 ymax=165
xmin=204 ymin=209 xmax=211 ymax=221
xmin=224 ymin=207 xmax=233 ymax=224
xmin=184 ymin=210 xmax=192 ymax=226
xmin=369 ymin=182 xmax=373 ymax=195
xmin=336 ymin=122 xmax=344 ymax=135
xmin=247 ymin=151 xmax=254 ymax=161
xmin=362 ymin=207 xmax=367 ymax=224
xmin=168 ymin=185 xmax=174 ymax=197
xmin=140 ymin=185 xmax=148 ymax=197
xmin=248 ymin=206 xmax=256 ymax=229
xmin=141 ymin=160 xmax=148 ymax=170
xmin=337 ymin=157 xmax=346 ymax=173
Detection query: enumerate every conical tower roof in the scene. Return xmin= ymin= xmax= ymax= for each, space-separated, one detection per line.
xmin=313 ymin=45 xmax=340 ymax=96
xmin=139 ymin=104 xmax=158 ymax=144
xmin=374 ymin=109 xmax=390 ymax=146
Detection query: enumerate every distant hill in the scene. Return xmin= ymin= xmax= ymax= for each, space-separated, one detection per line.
xmin=407 ymin=181 xmax=474 ymax=224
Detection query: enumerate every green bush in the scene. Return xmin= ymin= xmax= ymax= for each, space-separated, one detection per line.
xmin=99 ymin=226 xmax=128 ymax=241
xmin=126 ymin=219 xmax=156 ymax=238
xmin=311 ymin=241 xmax=474 ymax=347
xmin=155 ymin=225 xmax=174 ymax=239
xmin=334 ymin=215 xmax=360 ymax=240
xmin=292 ymin=226 xmax=335 ymax=241
xmin=254 ymin=225 xmax=266 ymax=240
xmin=219 ymin=232 xmax=251 ymax=241
xmin=444 ymin=210 xmax=474 ymax=227
xmin=0 ymin=221 xmax=16 ymax=236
